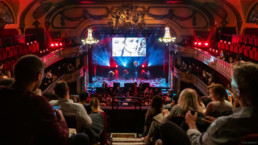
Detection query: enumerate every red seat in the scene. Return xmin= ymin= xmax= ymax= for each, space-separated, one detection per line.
xmin=244 ymin=46 xmax=251 ymax=57
xmin=239 ymin=45 xmax=245 ymax=54
xmin=254 ymin=38 xmax=258 ymax=47
xmin=225 ymin=43 xmax=230 ymax=51
xmin=248 ymin=38 xmax=254 ymax=46
xmin=234 ymin=44 xmax=239 ymax=53
xmin=239 ymin=134 xmax=258 ymax=145
xmin=230 ymin=44 xmax=234 ymax=52
xmin=254 ymin=48 xmax=258 ymax=61
xmin=249 ymin=47 xmax=255 ymax=59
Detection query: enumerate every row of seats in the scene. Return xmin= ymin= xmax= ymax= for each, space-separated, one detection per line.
xmin=218 ymin=40 xmax=258 ymax=61
xmin=0 ymin=42 xmax=39 ymax=62
xmin=232 ymin=34 xmax=258 ymax=47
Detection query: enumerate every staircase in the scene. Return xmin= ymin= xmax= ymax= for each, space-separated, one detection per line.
xmin=110 ymin=133 xmax=146 ymax=145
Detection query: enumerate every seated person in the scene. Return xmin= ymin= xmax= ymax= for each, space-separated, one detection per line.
xmin=205 ymin=84 xmax=233 ymax=117
xmin=0 ymin=55 xmax=69 ymax=145
xmin=161 ymin=62 xmax=258 ymax=145
xmin=144 ymin=88 xmax=203 ymax=143
xmin=54 ymin=81 xmax=92 ymax=131
xmin=79 ymin=92 xmax=92 ymax=114
xmin=87 ymin=97 xmax=108 ymax=145
xmin=144 ymin=96 xmax=163 ymax=136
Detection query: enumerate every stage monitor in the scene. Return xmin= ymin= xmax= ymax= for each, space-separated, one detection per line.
xmin=112 ymin=37 xmax=146 ymax=57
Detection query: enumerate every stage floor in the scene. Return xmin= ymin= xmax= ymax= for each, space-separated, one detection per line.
xmin=88 ymin=76 xmax=170 ymax=88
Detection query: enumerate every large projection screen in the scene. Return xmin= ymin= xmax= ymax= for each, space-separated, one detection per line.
xmin=112 ymin=37 xmax=146 ymax=57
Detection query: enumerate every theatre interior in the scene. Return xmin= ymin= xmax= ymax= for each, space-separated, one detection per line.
xmin=0 ymin=0 xmax=258 ymax=144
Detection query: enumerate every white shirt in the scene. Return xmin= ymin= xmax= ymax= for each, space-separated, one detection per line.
xmin=58 ymin=99 xmax=92 ymax=129
xmin=187 ymin=107 xmax=258 ymax=145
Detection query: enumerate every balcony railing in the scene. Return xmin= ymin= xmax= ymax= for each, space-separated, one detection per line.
xmin=43 ymin=67 xmax=85 ymax=93
xmin=63 ymin=67 xmax=85 ymax=83
xmin=174 ymin=68 xmax=209 ymax=96
xmin=176 ymin=46 xmax=233 ymax=80
xmin=40 ymin=49 xmax=63 ymax=67
xmin=40 ymin=45 xmax=84 ymax=68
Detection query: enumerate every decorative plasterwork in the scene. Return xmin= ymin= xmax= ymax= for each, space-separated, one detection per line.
xmin=247 ymin=2 xmax=258 ymax=24
xmin=0 ymin=1 xmax=14 ymax=29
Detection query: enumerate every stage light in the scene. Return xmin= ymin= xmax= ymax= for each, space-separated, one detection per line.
xmin=55 ymin=43 xmax=59 ymax=46
xmin=123 ymin=63 xmax=127 ymax=67
xmin=204 ymin=42 xmax=209 ymax=46
xmin=59 ymin=43 xmax=63 ymax=46
xmin=50 ymin=43 xmax=54 ymax=47
xmin=194 ymin=42 xmax=197 ymax=45
xmin=198 ymin=42 xmax=202 ymax=46
xmin=142 ymin=64 xmax=145 ymax=68
xmin=115 ymin=65 xmax=118 ymax=68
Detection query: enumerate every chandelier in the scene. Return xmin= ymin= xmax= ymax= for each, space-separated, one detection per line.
xmin=81 ymin=27 xmax=99 ymax=45
xmin=159 ymin=26 xmax=176 ymax=43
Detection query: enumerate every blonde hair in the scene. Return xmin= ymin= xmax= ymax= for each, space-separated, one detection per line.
xmin=178 ymin=88 xmax=202 ymax=112
xmin=89 ymin=97 xmax=101 ymax=113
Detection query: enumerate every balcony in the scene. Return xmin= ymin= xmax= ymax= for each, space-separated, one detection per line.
xmin=40 ymin=45 xmax=84 ymax=67
xmin=175 ymin=46 xmax=233 ymax=80
xmin=43 ymin=67 xmax=85 ymax=93
xmin=174 ymin=67 xmax=209 ymax=96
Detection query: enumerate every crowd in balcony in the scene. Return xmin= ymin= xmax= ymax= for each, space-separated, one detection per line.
xmin=176 ymin=59 xmax=217 ymax=85
xmin=189 ymin=34 xmax=258 ymax=64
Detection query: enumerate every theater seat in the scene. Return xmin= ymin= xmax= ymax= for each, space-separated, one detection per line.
xmin=239 ymin=134 xmax=258 ymax=145
xmin=64 ymin=114 xmax=79 ymax=132
xmin=168 ymin=115 xmax=185 ymax=126
xmin=254 ymin=48 xmax=258 ymax=61
xmin=249 ymin=47 xmax=256 ymax=60
xmin=244 ymin=46 xmax=251 ymax=57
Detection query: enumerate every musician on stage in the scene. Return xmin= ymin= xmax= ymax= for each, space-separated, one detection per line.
xmin=109 ymin=71 xmax=115 ymax=81
xmin=123 ymin=69 xmax=129 ymax=79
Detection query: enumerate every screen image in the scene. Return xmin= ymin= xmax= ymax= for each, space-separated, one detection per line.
xmin=112 ymin=37 xmax=146 ymax=57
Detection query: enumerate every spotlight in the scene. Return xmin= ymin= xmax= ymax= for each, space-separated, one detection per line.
xmin=204 ymin=42 xmax=209 ymax=46
xmin=198 ymin=42 xmax=202 ymax=46
xmin=50 ymin=43 xmax=54 ymax=47
xmin=194 ymin=42 xmax=197 ymax=45
xmin=115 ymin=65 xmax=118 ymax=68
xmin=59 ymin=43 xmax=63 ymax=46
xmin=142 ymin=64 xmax=145 ymax=68
xmin=123 ymin=63 xmax=126 ymax=67
xmin=55 ymin=43 xmax=59 ymax=46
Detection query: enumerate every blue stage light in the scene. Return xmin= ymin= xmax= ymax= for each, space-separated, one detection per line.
xmin=92 ymin=45 xmax=110 ymax=66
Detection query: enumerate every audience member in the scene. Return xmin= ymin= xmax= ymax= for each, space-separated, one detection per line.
xmin=79 ymin=92 xmax=92 ymax=114
xmin=144 ymin=89 xmax=202 ymax=143
xmin=54 ymin=81 xmax=92 ymax=131
xmin=183 ymin=62 xmax=258 ymax=145
xmin=205 ymin=84 xmax=233 ymax=117
xmin=144 ymin=96 xmax=163 ymax=136
xmin=0 ymin=55 xmax=69 ymax=145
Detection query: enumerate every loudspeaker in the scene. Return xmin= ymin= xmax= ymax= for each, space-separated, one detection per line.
xmin=143 ymin=83 xmax=150 ymax=88
xmin=113 ymin=82 xmax=120 ymax=88
xmin=124 ymin=83 xmax=134 ymax=89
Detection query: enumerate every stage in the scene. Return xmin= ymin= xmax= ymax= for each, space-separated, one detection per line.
xmin=88 ymin=76 xmax=169 ymax=88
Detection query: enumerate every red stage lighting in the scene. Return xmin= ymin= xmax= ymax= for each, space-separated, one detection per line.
xmin=59 ymin=43 xmax=63 ymax=46
xmin=115 ymin=65 xmax=118 ymax=68
xmin=50 ymin=43 xmax=54 ymax=47
xmin=198 ymin=42 xmax=202 ymax=46
xmin=204 ymin=42 xmax=209 ymax=46
xmin=142 ymin=65 xmax=145 ymax=68
xmin=55 ymin=43 xmax=59 ymax=46
xmin=194 ymin=42 xmax=197 ymax=45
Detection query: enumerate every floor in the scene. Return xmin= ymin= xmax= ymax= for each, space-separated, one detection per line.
xmin=88 ymin=76 xmax=169 ymax=88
